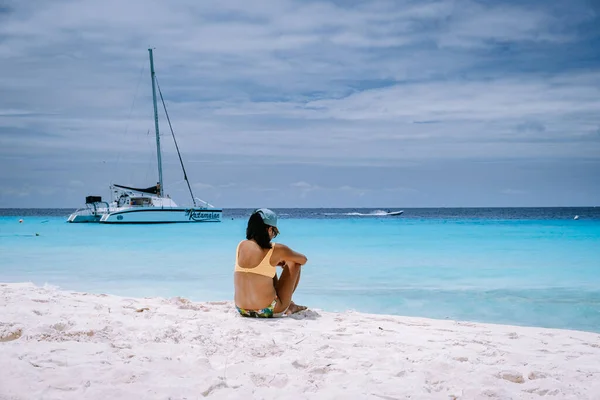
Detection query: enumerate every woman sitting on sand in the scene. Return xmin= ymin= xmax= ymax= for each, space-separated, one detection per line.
xmin=234 ymin=208 xmax=307 ymax=318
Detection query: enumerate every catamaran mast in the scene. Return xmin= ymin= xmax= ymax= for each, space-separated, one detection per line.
xmin=148 ymin=48 xmax=163 ymax=197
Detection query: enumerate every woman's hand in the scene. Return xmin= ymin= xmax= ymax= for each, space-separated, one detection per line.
xmin=275 ymin=243 xmax=307 ymax=266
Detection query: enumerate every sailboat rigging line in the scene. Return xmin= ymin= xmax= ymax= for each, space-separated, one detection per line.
xmin=154 ymin=75 xmax=197 ymax=207
xmin=113 ymin=60 xmax=146 ymax=186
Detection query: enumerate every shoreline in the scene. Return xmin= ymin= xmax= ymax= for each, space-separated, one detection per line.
xmin=2 ymin=282 xmax=600 ymax=399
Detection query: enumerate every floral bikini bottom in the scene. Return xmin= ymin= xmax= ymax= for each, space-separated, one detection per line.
xmin=236 ymin=298 xmax=283 ymax=318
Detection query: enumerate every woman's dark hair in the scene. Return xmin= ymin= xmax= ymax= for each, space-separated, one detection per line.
xmin=246 ymin=212 xmax=272 ymax=249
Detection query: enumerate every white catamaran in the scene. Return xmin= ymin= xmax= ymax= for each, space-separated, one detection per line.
xmin=68 ymin=49 xmax=222 ymax=224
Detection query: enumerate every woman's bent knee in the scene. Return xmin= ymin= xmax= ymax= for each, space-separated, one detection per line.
xmin=285 ymin=261 xmax=301 ymax=271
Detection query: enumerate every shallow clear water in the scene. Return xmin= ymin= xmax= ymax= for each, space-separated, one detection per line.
xmin=1 ymin=207 xmax=599 ymax=332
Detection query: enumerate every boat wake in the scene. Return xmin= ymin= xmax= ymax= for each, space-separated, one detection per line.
xmin=324 ymin=210 xmax=404 ymax=217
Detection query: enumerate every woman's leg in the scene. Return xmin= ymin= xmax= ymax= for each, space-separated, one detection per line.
xmin=292 ymin=266 xmax=301 ymax=292
xmin=273 ymin=262 xmax=304 ymax=314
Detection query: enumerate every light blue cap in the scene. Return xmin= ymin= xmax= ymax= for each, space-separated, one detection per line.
xmin=255 ymin=208 xmax=277 ymax=227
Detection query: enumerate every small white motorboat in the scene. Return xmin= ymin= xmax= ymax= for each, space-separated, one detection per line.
xmin=385 ymin=210 xmax=404 ymax=216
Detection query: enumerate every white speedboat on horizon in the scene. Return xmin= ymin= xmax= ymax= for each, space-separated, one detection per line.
xmin=385 ymin=210 xmax=404 ymax=216
xmin=68 ymin=49 xmax=222 ymax=224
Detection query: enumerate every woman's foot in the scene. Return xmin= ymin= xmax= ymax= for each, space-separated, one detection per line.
xmin=286 ymin=301 xmax=307 ymax=315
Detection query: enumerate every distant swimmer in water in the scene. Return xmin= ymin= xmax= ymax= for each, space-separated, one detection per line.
xmin=234 ymin=208 xmax=307 ymax=318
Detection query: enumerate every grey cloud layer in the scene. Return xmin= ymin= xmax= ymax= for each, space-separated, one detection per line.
xmin=1 ymin=0 xmax=598 ymax=207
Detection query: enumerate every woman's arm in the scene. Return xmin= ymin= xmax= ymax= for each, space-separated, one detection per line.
xmin=276 ymin=243 xmax=307 ymax=265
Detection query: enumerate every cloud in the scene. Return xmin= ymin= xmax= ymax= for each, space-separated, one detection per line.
xmin=1 ymin=0 xmax=599 ymax=207
xmin=0 ymin=186 xmax=32 ymax=197
xmin=218 ymin=183 xmax=238 ymax=188
xmin=288 ymin=183 xmax=408 ymax=198
xmin=290 ymin=181 xmax=315 ymax=189
xmin=338 ymin=185 xmax=367 ymax=197
xmin=192 ymin=182 xmax=214 ymax=190
xmin=384 ymin=187 xmax=419 ymax=194
xmin=69 ymin=180 xmax=84 ymax=187
xmin=516 ymin=121 xmax=546 ymax=133
xmin=501 ymin=189 xmax=528 ymax=195
xmin=290 ymin=181 xmax=318 ymax=198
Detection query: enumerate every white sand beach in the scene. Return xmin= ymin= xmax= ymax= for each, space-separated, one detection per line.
xmin=1 ymin=283 xmax=599 ymax=399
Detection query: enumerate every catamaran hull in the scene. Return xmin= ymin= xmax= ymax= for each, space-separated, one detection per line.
xmin=67 ymin=214 xmax=103 ymax=223
xmin=99 ymin=208 xmax=222 ymax=224
xmin=68 ymin=207 xmax=111 ymax=223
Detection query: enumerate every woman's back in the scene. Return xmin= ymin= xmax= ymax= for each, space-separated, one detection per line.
xmin=234 ymin=240 xmax=278 ymax=309
xmin=235 ymin=240 xmax=277 ymax=277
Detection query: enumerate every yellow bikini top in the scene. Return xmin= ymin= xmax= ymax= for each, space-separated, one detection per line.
xmin=234 ymin=241 xmax=277 ymax=278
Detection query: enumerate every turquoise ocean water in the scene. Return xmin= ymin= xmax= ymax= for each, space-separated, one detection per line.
xmin=1 ymin=208 xmax=599 ymax=332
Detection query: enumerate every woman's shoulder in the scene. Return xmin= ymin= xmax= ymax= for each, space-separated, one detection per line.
xmin=238 ymin=239 xmax=255 ymax=249
xmin=271 ymin=242 xmax=291 ymax=253
xmin=239 ymin=239 xmax=268 ymax=251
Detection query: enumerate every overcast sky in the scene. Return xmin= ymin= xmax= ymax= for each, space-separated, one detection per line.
xmin=1 ymin=0 xmax=599 ymax=208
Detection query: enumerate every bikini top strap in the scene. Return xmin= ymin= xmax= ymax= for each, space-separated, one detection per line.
xmin=235 ymin=241 xmax=243 ymax=264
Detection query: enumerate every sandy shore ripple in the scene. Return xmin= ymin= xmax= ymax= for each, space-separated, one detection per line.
xmin=1 ymin=282 xmax=599 ymax=399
